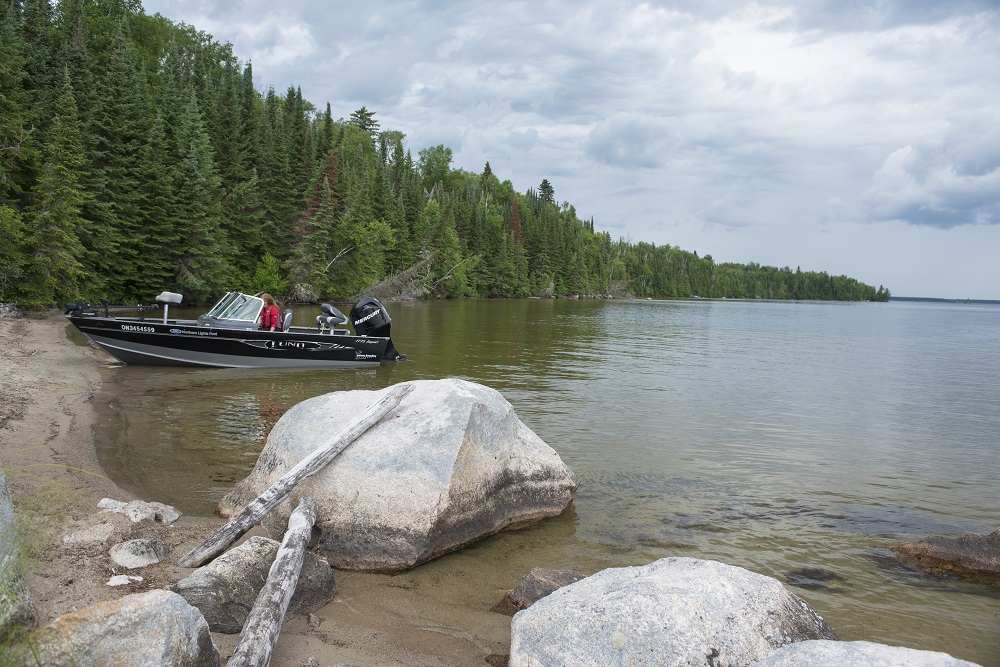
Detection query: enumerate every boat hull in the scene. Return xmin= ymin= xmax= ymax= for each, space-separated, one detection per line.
xmin=68 ymin=316 xmax=390 ymax=368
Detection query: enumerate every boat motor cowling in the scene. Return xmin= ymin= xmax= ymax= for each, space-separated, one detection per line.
xmin=350 ymin=297 xmax=392 ymax=337
xmin=349 ymin=297 xmax=404 ymax=360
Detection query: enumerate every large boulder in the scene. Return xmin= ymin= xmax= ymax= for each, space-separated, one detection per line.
xmin=751 ymin=640 xmax=981 ymax=666
xmin=25 ymin=589 xmax=218 ymax=667
xmin=222 ymin=379 xmax=578 ymax=571
xmin=0 ymin=469 xmax=36 ymax=641
xmin=889 ymin=529 xmax=1000 ymax=583
xmin=510 ymin=557 xmax=838 ymax=667
xmin=170 ymin=535 xmax=335 ymax=633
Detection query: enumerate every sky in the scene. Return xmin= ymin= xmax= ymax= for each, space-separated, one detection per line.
xmin=139 ymin=0 xmax=1000 ymax=299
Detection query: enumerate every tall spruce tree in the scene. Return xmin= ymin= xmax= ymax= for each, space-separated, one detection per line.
xmin=83 ymin=22 xmax=151 ymax=300
xmin=24 ymin=67 xmax=86 ymax=306
xmin=259 ymin=88 xmax=298 ymax=256
xmin=172 ymin=88 xmax=232 ymax=302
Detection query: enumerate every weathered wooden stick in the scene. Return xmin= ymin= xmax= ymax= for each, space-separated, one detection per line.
xmin=228 ymin=496 xmax=317 ymax=667
xmin=179 ymin=383 xmax=413 ymax=568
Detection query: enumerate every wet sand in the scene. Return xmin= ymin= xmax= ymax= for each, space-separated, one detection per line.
xmin=0 ymin=312 xmax=509 ymax=666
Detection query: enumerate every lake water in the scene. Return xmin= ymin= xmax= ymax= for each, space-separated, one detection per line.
xmin=86 ymin=298 xmax=1000 ymax=664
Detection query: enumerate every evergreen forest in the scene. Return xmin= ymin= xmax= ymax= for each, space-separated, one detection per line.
xmin=0 ymin=0 xmax=891 ymax=309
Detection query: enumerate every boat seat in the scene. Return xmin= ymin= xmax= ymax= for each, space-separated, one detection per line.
xmin=282 ymin=309 xmax=292 ymax=332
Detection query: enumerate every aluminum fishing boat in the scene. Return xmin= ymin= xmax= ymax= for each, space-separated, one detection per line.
xmin=65 ymin=291 xmax=404 ymax=368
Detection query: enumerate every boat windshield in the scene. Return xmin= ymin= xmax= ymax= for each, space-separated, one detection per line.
xmin=204 ymin=292 xmax=264 ymax=322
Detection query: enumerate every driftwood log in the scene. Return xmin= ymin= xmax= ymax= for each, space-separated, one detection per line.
xmin=228 ymin=497 xmax=317 ymax=667
xmin=179 ymin=383 xmax=413 ymax=568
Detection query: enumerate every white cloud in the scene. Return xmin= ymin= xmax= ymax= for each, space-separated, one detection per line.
xmin=865 ymin=114 xmax=1000 ymax=227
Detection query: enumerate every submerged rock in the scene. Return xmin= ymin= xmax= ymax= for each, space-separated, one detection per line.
xmin=222 ymin=379 xmax=578 ymax=571
xmin=784 ymin=567 xmax=847 ymax=592
xmin=510 ymin=557 xmax=838 ymax=666
xmin=494 ymin=568 xmax=587 ymax=615
xmin=889 ymin=528 xmax=1000 ymax=583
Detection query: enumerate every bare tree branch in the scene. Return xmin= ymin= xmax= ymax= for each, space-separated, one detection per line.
xmin=432 ymin=256 xmax=475 ymax=288
xmin=0 ymin=126 xmax=34 ymax=153
xmin=353 ymin=251 xmax=435 ymax=302
xmin=323 ymin=245 xmax=355 ymax=273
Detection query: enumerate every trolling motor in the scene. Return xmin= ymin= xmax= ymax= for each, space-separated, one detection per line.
xmin=64 ymin=299 xmax=96 ymax=317
xmin=63 ymin=298 xmax=160 ymax=319
xmin=349 ymin=297 xmax=405 ymax=360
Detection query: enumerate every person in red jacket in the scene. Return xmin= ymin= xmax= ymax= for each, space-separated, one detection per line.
xmin=258 ymin=293 xmax=282 ymax=331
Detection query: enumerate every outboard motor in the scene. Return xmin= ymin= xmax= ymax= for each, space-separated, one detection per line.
xmin=349 ymin=297 xmax=404 ymax=360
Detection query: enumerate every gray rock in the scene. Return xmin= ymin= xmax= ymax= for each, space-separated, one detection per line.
xmin=889 ymin=528 xmax=1000 ymax=582
xmin=751 ymin=640 xmax=982 ymax=666
xmin=495 ymin=568 xmax=586 ymax=615
xmin=28 ymin=589 xmax=218 ymax=667
xmin=98 ymin=498 xmax=182 ymax=524
xmin=109 ymin=538 xmax=167 ymax=569
xmin=63 ymin=521 xmax=119 ymax=545
xmin=1 ymin=469 xmax=36 ymax=641
xmin=510 ymin=557 xmax=837 ymax=667
xmin=222 ymin=379 xmax=578 ymax=571
xmin=170 ymin=535 xmax=335 ymax=634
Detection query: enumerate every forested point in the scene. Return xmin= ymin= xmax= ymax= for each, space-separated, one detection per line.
xmin=0 ymin=0 xmax=891 ymax=309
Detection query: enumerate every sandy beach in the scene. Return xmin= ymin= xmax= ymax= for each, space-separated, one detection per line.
xmin=0 ymin=312 xmax=510 ymax=666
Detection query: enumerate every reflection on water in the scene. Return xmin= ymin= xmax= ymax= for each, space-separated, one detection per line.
xmin=90 ymin=299 xmax=1000 ymax=665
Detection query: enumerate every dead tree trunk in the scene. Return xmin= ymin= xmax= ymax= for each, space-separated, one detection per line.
xmin=179 ymin=383 xmax=413 ymax=567
xmin=228 ymin=496 xmax=317 ymax=667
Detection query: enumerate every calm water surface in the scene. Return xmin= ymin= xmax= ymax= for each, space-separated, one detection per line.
xmin=85 ymin=299 xmax=1000 ymax=664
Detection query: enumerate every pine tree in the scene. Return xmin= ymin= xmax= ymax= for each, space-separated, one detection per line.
xmin=23 ymin=67 xmax=86 ymax=306
xmin=173 ymin=88 xmax=232 ymax=303
xmin=259 ymin=88 xmax=299 ymax=255
xmin=1 ymin=0 xmax=40 ymax=209
xmin=135 ymin=109 xmax=181 ymax=294
xmin=297 ymin=175 xmax=341 ymax=296
xmin=349 ymin=106 xmax=379 ymax=138
xmin=19 ymin=0 xmax=59 ymax=132
xmin=538 ymin=178 xmax=555 ymax=204
xmin=82 ymin=22 xmax=152 ymax=300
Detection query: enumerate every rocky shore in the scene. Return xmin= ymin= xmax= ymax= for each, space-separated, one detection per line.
xmin=0 ymin=312 xmax=511 ymax=666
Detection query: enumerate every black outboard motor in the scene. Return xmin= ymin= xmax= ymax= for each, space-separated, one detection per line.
xmin=349 ymin=297 xmax=404 ymax=360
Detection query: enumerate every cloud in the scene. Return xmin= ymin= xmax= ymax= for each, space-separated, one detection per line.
xmin=586 ymin=113 xmax=680 ymax=169
xmin=865 ymin=116 xmax=1000 ymax=228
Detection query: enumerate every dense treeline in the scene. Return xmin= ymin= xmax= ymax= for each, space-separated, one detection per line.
xmin=0 ymin=0 xmax=890 ymax=308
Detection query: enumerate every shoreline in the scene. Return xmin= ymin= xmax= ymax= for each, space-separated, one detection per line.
xmin=0 ymin=313 xmax=509 ymax=666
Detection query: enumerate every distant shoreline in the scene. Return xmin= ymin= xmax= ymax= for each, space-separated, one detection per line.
xmin=890 ymin=296 xmax=1000 ymax=305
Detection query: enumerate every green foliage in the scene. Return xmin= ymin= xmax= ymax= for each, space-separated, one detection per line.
xmin=0 ymin=2 xmax=889 ymax=308
xmin=22 ymin=67 xmax=86 ymax=307
xmin=349 ymin=106 xmax=379 ymax=138
xmin=244 ymin=252 xmax=288 ymax=297
xmin=0 ymin=207 xmax=28 ymax=303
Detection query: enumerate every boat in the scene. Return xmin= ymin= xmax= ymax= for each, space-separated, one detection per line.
xmin=65 ymin=291 xmax=404 ymax=368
